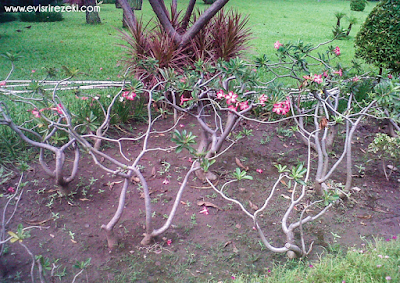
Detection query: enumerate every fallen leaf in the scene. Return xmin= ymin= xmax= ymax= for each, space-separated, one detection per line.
xmin=224 ymin=241 xmax=232 ymax=248
xmin=235 ymin=224 xmax=241 ymax=229
xmin=79 ymin=198 xmax=90 ymax=202
xmin=360 ymin=221 xmax=367 ymax=226
xmin=280 ymin=180 xmax=287 ymax=186
xmin=249 ymin=200 xmax=259 ymax=210
xmin=232 ymin=244 xmax=239 ymax=253
xmin=373 ymin=207 xmax=387 ymax=213
xmin=71 ymin=239 xmax=77 ymax=244
xmin=197 ymin=201 xmax=223 ymax=211
xmin=131 ymin=176 xmax=140 ymax=183
xmin=50 ymin=234 xmax=55 ymax=238
xmin=151 ymin=166 xmax=156 ymax=177
xmin=281 ymin=194 xmax=291 ymax=200
xmin=235 ymin=157 xmax=249 ymax=171
xmin=357 ymin=215 xmax=372 ymax=219
xmin=25 ymin=217 xmax=52 ymax=225
xmin=180 ymin=201 xmax=187 ymax=205
xmin=108 ymin=180 xmax=123 ymax=189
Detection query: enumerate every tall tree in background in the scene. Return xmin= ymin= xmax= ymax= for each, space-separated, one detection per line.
xmin=65 ymin=0 xmax=101 ymax=24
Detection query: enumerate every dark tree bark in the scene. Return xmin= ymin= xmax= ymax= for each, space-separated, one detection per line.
xmin=85 ymin=0 xmax=101 ymax=24
xmin=118 ymin=0 xmax=231 ymax=46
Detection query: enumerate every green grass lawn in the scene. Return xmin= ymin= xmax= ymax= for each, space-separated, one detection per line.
xmin=0 ymin=0 xmax=376 ymax=81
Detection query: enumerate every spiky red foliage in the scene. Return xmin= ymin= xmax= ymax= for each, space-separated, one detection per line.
xmin=121 ymin=7 xmax=251 ymax=85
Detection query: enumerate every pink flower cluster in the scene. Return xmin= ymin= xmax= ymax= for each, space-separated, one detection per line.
xmin=122 ymin=91 xmax=136 ymax=101
xmin=0 ymin=81 xmax=6 ymax=87
xmin=334 ymin=46 xmax=341 ymax=56
xmin=29 ymin=104 xmax=63 ymax=118
xmin=274 ymin=41 xmax=283 ymax=49
xmin=272 ymin=98 xmax=290 ymax=115
xmin=215 ymin=90 xmax=250 ymax=111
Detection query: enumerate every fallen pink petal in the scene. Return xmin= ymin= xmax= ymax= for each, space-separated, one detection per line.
xmin=199 ymin=206 xmax=209 ymax=215
xmin=166 ymin=239 xmax=172 ymax=246
xmin=256 ymin=168 xmax=263 ymax=174
xmin=162 ymin=179 xmax=169 ymax=185
xmin=7 ymin=187 xmax=15 ymax=193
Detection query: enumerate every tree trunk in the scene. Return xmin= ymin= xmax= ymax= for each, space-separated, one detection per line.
xmin=85 ymin=0 xmax=101 ymax=24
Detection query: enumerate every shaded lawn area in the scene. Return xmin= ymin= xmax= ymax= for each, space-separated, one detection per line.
xmin=0 ymin=0 xmax=376 ymax=80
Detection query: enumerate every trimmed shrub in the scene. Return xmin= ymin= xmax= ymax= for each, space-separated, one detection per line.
xmin=350 ymin=0 xmax=366 ymax=11
xmin=19 ymin=11 xmax=63 ymax=22
xmin=355 ymin=0 xmax=400 ymax=74
xmin=0 ymin=13 xmax=17 ymax=23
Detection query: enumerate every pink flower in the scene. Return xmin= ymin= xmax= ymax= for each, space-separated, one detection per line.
xmin=179 ymin=124 xmax=185 ymax=128
xmin=30 ymin=109 xmax=40 ymax=118
xmin=122 ymin=91 xmax=136 ymax=101
xmin=392 ymin=236 xmax=397 ymax=240
xmin=100 ymin=67 xmax=103 ymax=70
xmin=352 ymin=76 xmax=359 ymax=82
xmin=216 ymin=90 xmax=225 ymax=99
xmin=378 ymin=254 xmax=383 ymax=258
xmin=252 ymin=226 xmax=257 ymax=230
xmin=239 ymin=101 xmax=249 ymax=111
xmin=0 ymin=81 xmax=6 ymax=87
xmin=199 ymin=206 xmax=209 ymax=215
xmin=180 ymin=95 xmax=192 ymax=105
xmin=323 ymin=71 xmax=328 ymax=77
xmin=51 ymin=104 xmax=63 ymax=115
xmin=7 ymin=187 xmax=15 ymax=193
xmin=256 ymin=168 xmax=263 ymax=174
xmin=309 ymin=264 xmax=314 ymax=268
xmin=267 ymin=269 xmax=271 ymax=273
xmin=334 ymin=69 xmax=343 ymax=77
xmin=313 ymin=74 xmax=323 ymax=84
xmin=231 ymin=275 xmax=236 ymax=280
xmin=117 ymin=74 xmax=121 ymax=78
xmin=259 ymin=94 xmax=268 ymax=105
xmin=274 ymin=41 xmax=283 ymax=49
xmin=162 ymin=179 xmax=169 ymax=185
xmin=303 ymin=75 xmax=312 ymax=80
xmin=166 ymin=239 xmax=172 ymax=246
xmin=388 ymin=74 xmax=393 ymax=79
xmin=179 ymin=77 xmax=186 ymax=83
xmin=386 ymin=276 xmax=391 ymax=281
xmin=188 ymin=157 xmax=193 ymax=163
xmin=225 ymin=91 xmax=238 ymax=105
xmin=272 ymin=99 xmax=290 ymax=115
xmin=386 ymin=238 xmax=391 ymax=241
xmin=334 ymin=46 xmax=340 ymax=56
xmin=377 ymin=264 xmax=382 ymax=268
xmin=75 ymin=95 xmax=89 ymax=100
xmin=31 ymin=69 xmax=36 ymax=73
xmin=228 ymin=104 xmax=238 ymax=111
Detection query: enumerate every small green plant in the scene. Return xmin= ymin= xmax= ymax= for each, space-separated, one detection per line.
xmin=171 ymin=130 xmax=197 ymax=154
xmin=232 ymin=168 xmax=253 ymax=181
xmin=190 ymin=213 xmax=197 ymax=225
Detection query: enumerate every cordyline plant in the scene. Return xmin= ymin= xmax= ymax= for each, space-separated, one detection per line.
xmin=120 ymin=5 xmax=251 ymax=85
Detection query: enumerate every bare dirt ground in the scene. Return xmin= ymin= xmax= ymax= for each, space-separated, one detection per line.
xmin=1 ymin=116 xmax=400 ymax=282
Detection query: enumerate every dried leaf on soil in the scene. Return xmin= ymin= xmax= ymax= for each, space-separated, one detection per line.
xmin=197 ymin=201 xmax=223 ymax=210
xmin=248 ymin=200 xmax=259 ymax=210
xmin=235 ymin=157 xmax=249 ymax=171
